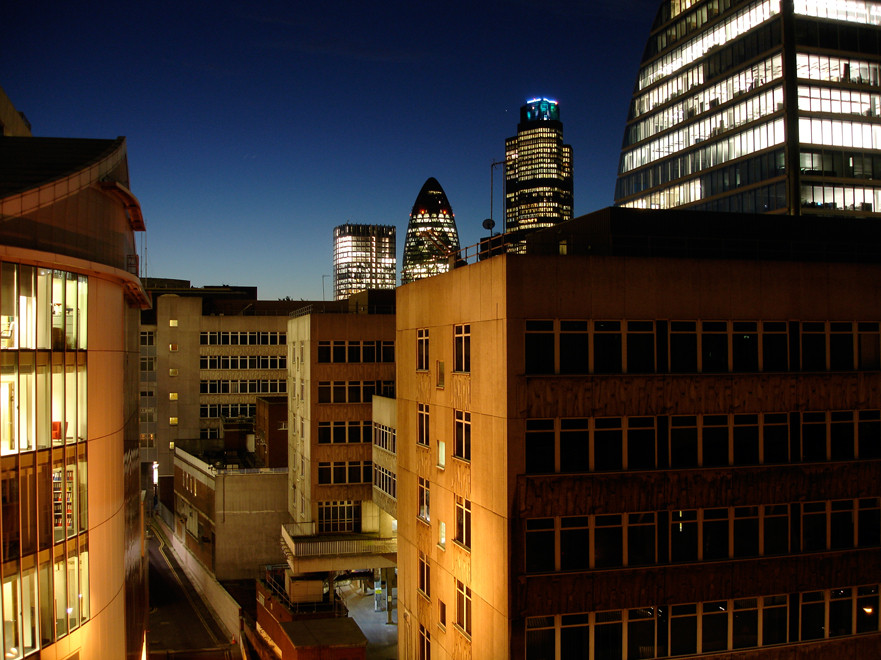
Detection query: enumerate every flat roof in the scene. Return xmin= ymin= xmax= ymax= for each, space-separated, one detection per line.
xmin=279 ymin=616 xmax=367 ymax=648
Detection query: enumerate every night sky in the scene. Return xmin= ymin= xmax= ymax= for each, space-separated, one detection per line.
xmin=4 ymin=0 xmax=657 ymax=299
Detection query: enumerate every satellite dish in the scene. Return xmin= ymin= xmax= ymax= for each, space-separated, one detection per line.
xmin=482 ymin=218 xmax=496 ymax=231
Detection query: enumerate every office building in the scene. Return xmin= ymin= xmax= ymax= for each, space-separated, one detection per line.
xmin=396 ymin=207 xmax=881 ymax=658
xmin=139 ymin=281 xmax=302 ymax=512
xmin=401 ymin=178 xmax=460 ymax=284
xmin=333 ymin=224 xmax=397 ymax=300
xmin=614 ymin=0 xmax=881 ymax=215
xmin=505 ymin=98 xmax=574 ymax=238
xmin=282 ymin=291 xmax=397 ymax=588
xmin=0 ymin=99 xmax=149 ymax=657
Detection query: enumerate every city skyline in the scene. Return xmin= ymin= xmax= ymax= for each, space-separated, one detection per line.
xmin=2 ymin=0 xmax=657 ymax=299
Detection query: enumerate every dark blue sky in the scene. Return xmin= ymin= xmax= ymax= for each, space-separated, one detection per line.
xmin=4 ymin=0 xmax=657 ymax=299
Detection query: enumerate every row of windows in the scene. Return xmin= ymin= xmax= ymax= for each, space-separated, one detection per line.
xmin=317 ymin=500 xmax=361 ymax=533
xmin=800 ymin=148 xmax=881 ymax=181
xmin=624 ymin=85 xmax=783 ymax=171
xmin=525 ymin=319 xmax=881 ymax=375
xmin=199 ymin=379 xmax=286 ymax=394
xmin=627 ymin=54 xmax=782 ymax=146
xmin=799 ymin=85 xmax=881 ymax=117
xmin=373 ymin=422 xmax=396 ymax=453
xmin=318 ymin=421 xmax=371 ymax=444
xmin=526 ymin=585 xmax=880 ymax=659
xmin=199 ymin=404 xmax=255 ymax=419
xmin=317 ymin=461 xmax=372 ymax=485
xmin=317 ymin=380 xmax=394 ymax=404
xmin=416 ymin=325 xmax=472 ymax=374
xmin=316 ymin=340 xmax=394 ymax=364
xmin=794 ymin=0 xmax=881 ymax=26
xmin=525 ymin=410 xmax=881 ymax=474
xmin=524 ymin=498 xmax=880 ymax=573
xmin=646 ymin=0 xmax=748 ymax=61
xmin=199 ymin=331 xmax=285 ymax=345
xmin=374 ymin=464 xmax=396 ymax=499
xmin=799 ymin=116 xmax=881 ymax=150
xmin=638 ymin=0 xmax=778 ymax=91
xmin=199 ymin=355 xmax=286 ymax=370
xmin=689 ymin=179 xmax=787 ymax=213
xmin=0 ymin=264 xmax=87 ymax=353
xmin=796 ymin=53 xmax=881 ymax=87
xmin=801 ymin=183 xmax=880 ymax=212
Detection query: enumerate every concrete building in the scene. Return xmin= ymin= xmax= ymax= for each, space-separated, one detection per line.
xmin=615 ymin=0 xmax=881 ymax=216
xmin=505 ymin=98 xmax=573 ymax=239
xmin=333 ymin=224 xmax=396 ymax=300
xmin=396 ymin=207 xmax=881 ymax=659
xmin=283 ymin=291 xmax=397 ymax=587
xmin=256 ymin=395 xmax=289 ymax=469
xmin=0 ymin=92 xmax=149 ymax=657
xmin=173 ymin=445 xmax=289 ymax=580
xmin=139 ymin=282 xmax=303 ymax=511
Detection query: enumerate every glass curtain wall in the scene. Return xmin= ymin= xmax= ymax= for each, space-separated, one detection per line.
xmin=0 ymin=262 xmax=89 ymax=657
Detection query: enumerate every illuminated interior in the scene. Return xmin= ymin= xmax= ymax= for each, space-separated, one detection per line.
xmin=615 ymin=0 xmax=881 ymax=216
xmin=0 ymin=262 xmax=89 ymax=657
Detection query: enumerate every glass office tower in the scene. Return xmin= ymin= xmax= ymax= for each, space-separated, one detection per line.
xmin=505 ymin=98 xmax=573 ymax=236
xmin=401 ymin=178 xmax=460 ymax=284
xmin=615 ymin=0 xmax=881 ymax=216
xmin=332 ymin=224 xmax=396 ymax=300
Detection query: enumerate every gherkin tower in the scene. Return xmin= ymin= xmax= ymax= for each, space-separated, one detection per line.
xmin=401 ymin=178 xmax=461 ymax=284
xmin=615 ymin=0 xmax=881 ymax=217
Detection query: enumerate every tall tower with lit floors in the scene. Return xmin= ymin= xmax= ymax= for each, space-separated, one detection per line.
xmin=401 ymin=178 xmax=460 ymax=284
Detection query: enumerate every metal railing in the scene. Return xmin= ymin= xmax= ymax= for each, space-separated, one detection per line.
xmin=281 ymin=524 xmax=397 ymax=559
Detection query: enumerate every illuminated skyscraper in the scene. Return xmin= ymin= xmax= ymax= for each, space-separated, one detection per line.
xmin=505 ymin=98 xmax=573 ymax=237
xmin=615 ymin=0 xmax=881 ymax=216
xmin=332 ymin=224 xmax=396 ymax=299
xmin=401 ymin=178 xmax=460 ymax=284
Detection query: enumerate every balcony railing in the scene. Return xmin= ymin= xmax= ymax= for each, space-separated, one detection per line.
xmin=281 ymin=523 xmax=397 ymax=560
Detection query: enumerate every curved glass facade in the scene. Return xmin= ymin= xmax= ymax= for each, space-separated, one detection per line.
xmin=401 ymin=178 xmax=461 ymax=284
xmin=615 ymin=0 xmax=881 ymax=217
xmin=0 ymin=262 xmax=89 ymax=658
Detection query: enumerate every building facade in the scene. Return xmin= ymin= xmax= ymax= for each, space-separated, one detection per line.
xmin=333 ymin=224 xmax=396 ymax=300
xmin=139 ymin=283 xmax=298 ymax=512
xmin=614 ymin=0 xmax=881 ymax=216
xmin=283 ymin=292 xmax=397 ymax=581
xmin=0 ymin=132 xmax=149 ymax=658
xmin=401 ymin=179 xmax=461 ymax=285
xmin=505 ymin=98 xmax=574 ymax=238
xmin=396 ymin=207 xmax=881 ymax=659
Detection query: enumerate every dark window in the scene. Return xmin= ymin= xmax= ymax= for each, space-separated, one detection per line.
xmin=594 ymin=515 xmax=623 ymax=568
xmin=732 ymin=599 xmax=758 ymax=649
xmin=560 ymin=516 xmax=590 ymax=570
xmin=829 ymin=323 xmax=854 ymax=370
xmin=670 ymin=417 xmax=698 ymax=468
xmin=762 ymin=322 xmax=788 ymax=371
xmin=858 ymin=323 xmax=880 ymax=369
xmin=594 ymin=418 xmax=623 ymax=471
xmin=702 ymin=601 xmax=728 ymax=652
xmin=593 ymin=321 xmax=622 ymax=373
xmin=560 ymin=419 xmax=590 ymax=472
xmin=626 ymin=321 xmax=655 ymax=373
xmin=417 ymin=328 xmax=429 ymax=371
xmin=670 ymin=511 xmax=698 ymax=562
xmin=317 ymin=341 xmax=331 ymax=363
xmin=858 ymin=498 xmax=880 ymax=547
xmin=702 ymin=509 xmax=729 ymax=560
xmin=561 ymin=614 xmax=590 ymax=658
xmin=856 ymin=586 xmax=879 ymax=633
xmin=525 ymin=519 xmax=554 ymax=573
xmin=526 ymin=618 xmax=555 ymax=659
xmin=627 ymin=513 xmax=656 ymax=566
xmin=670 ymin=605 xmax=697 ymax=656
xmin=455 ymin=497 xmax=471 ymax=549
xmin=454 ymin=410 xmax=471 ymax=461
xmin=802 ymin=502 xmax=827 ymax=552
xmin=858 ymin=410 xmax=881 ymax=459
xmin=763 ymin=505 xmax=789 ymax=555
xmin=830 ymin=589 xmax=853 ymax=637
xmin=732 ymin=322 xmax=758 ymax=371
xmin=594 ymin=611 xmax=622 ymax=660
xmin=830 ymin=411 xmax=855 ymax=461
xmin=627 ymin=608 xmax=656 ymax=658
xmin=627 ymin=417 xmax=656 ymax=470
xmin=454 ymin=324 xmax=471 ymax=373
xmin=702 ymin=416 xmax=729 ymax=467
xmin=830 ymin=500 xmax=854 ymax=550
xmin=525 ymin=321 xmax=554 ymax=374
xmin=733 ymin=507 xmax=759 ymax=558
xmin=559 ymin=321 xmax=588 ymax=374
xmin=525 ymin=420 xmax=555 ymax=474
xmin=733 ymin=414 xmax=759 ymax=465
xmin=763 ymin=414 xmax=789 ymax=464
xmin=762 ymin=595 xmax=788 ymax=645
xmin=800 ymin=592 xmax=825 ymax=640
xmin=801 ymin=322 xmax=826 ymax=371
xmin=701 ymin=321 xmax=728 ymax=373
xmin=801 ymin=412 xmax=827 ymax=461
xmin=670 ymin=322 xmax=697 ymax=373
